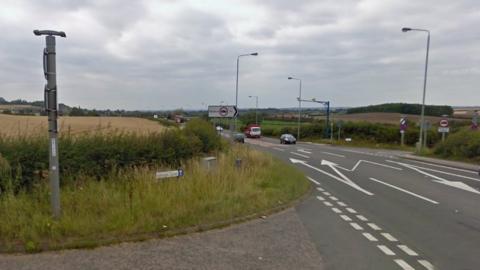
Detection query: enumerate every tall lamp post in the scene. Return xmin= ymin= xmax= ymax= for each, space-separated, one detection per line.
xmin=288 ymin=77 xmax=302 ymax=140
xmin=248 ymin=95 xmax=259 ymax=124
xmin=402 ymin=27 xmax=430 ymax=152
xmin=234 ymin=52 xmax=258 ymax=131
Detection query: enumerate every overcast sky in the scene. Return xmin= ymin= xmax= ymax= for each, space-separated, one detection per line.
xmin=0 ymin=0 xmax=479 ymax=110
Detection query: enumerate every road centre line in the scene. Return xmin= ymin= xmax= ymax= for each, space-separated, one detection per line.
xmin=369 ymin=177 xmax=440 ymax=205
xmin=298 ymin=149 xmax=312 ymax=154
xmin=362 ymin=233 xmax=378 ymax=242
xmin=307 ymin=177 xmax=320 ymax=185
xmin=290 ymin=152 xmax=310 ymax=159
xmin=398 ymin=245 xmax=418 ymax=256
xmin=394 ymin=259 xmax=415 ymax=270
xmin=418 ymin=260 xmax=435 ymax=270
xmin=381 ymin=233 xmax=398 ymax=242
xmin=387 ymin=160 xmax=480 ymax=182
xmin=397 ymin=159 xmax=478 ymax=174
xmin=377 ymin=245 xmax=395 ymax=256
xmin=321 ymin=151 xmax=346 ymax=158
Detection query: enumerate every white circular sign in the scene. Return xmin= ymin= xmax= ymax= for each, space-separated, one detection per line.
xmin=439 ymin=119 xmax=449 ymax=127
xmin=219 ymin=107 xmax=228 ymax=116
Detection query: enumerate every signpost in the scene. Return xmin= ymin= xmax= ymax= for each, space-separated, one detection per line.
xmin=34 ymin=29 xmax=66 ymax=219
xmin=438 ymin=117 xmax=449 ymax=142
xmin=208 ymin=105 xmax=238 ymax=118
xmin=400 ymin=117 xmax=407 ymax=146
xmin=337 ymin=120 xmax=344 ymax=141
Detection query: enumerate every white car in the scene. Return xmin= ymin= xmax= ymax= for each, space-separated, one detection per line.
xmin=216 ymin=126 xmax=224 ymax=132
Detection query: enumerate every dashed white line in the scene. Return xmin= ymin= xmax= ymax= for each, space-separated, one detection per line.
xmin=381 ymin=233 xmax=398 ymax=242
xmin=321 ymin=151 xmax=346 ymax=158
xmin=377 ymin=245 xmax=395 ymax=256
xmin=418 ymin=259 xmax=435 ymax=270
xmin=337 ymin=201 xmax=347 ymax=207
xmin=323 ymin=201 xmax=333 ymax=206
xmin=394 ymin=259 xmax=415 ymax=270
xmin=398 ymin=245 xmax=418 ymax=256
xmin=340 ymin=215 xmax=352 ymax=221
xmin=316 ymin=196 xmax=325 ymax=201
xmin=307 ymin=177 xmax=320 ymax=185
xmin=356 ymin=215 xmax=368 ymax=221
xmin=362 ymin=233 xmax=378 ymax=242
xmin=298 ymin=149 xmax=312 ymax=154
xmin=323 ymin=192 xmax=331 ymax=196
xmin=273 ymin=147 xmax=285 ymax=152
xmin=316 ymin=187 xmax=325 ymax=191
xmin=370 ymin=177 xmax=440 ymax=205
xmin=346 ymin=208 xmax=357 ymax=214
xmin=350 ymin=222 xmax=364 ymax=230
xmin=367 ymin=223 xmax=382 ymax=231
xmin=291 ymin=152 xmax=310 ymax=159
xmin=329 ymin=196 xmax=338 ymax=201
xmin=331 ymin=207 xmax=342 ymax=213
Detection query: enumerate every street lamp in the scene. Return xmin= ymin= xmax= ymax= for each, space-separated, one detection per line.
xmin=288 ymin=76 xmax=302 ymax=140
xmin=234 ymin=52 xmax=258 ymax=131
xmin=248 ymin=95 xmax=259 ymax=124
xmin=402 ymin=27 xmax=430 ymax=152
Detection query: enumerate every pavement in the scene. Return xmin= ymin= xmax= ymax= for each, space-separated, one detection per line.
xmin=246 ymin=137 xmax=480 ymax=270
xmin=0 ymin=208 xmax=324 ymax=270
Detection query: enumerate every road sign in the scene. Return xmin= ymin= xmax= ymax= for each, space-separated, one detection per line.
xmin=400 ymin=117 xmax=407 ymax=131
xmin=208 ymin=105 xmax=238 ymax=118
xmin=438 ymin=127 xmax=450 ymax=133
xmin=156 ymin=169 xmax=184 ymax=179
xmin=439 ymin=119 xmax=449 ymax=128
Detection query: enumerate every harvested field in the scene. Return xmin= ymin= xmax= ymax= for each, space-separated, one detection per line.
xmin=327 ymin=112 xmax=467 ymax=125
xmin=0 ymin=114 xmax=166 ymax=137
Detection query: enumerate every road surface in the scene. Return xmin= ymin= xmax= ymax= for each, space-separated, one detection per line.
xmin=246 ymin=136 xmax=480 ymax=270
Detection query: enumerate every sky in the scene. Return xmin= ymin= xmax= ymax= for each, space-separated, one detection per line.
xmin=0 ymin=0 xmax=479 ymax=110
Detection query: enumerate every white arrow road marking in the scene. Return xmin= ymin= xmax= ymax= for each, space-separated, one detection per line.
xmin=290 ymin=158 xmax=374 ymax=195
xmin=320 ymin=159 xmax=374 ymax=196
xmin=369 ymin=177 xmax=439 ymax=205
xmin=290 ymin=152 xmax=310 ymax=159
xmin=397 ymin=159 xmax=478 ymax=174
xmin=389 ymin=161 xmax=480 ymax=194
xmin=298 ymin=149 xmax=312 ymax=154
xmin=321 ymin=151 xmax=346 ymax=158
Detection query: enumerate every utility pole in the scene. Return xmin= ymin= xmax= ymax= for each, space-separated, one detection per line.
xmin=34 ymin=29 xmax=66 ymax=219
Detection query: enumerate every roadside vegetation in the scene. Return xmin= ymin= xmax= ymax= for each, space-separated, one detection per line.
xmin=0 ymin=118 xmax=309 ymax=252
xmin=432 ymin=130 xmax=480 ymax=163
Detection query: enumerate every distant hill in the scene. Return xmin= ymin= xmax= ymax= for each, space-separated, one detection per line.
xmin=346 ymin=103 xmax=453 ymax=117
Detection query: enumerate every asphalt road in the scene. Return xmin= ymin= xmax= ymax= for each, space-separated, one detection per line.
xmin=246 ymin=136 xmax=480 ymax=270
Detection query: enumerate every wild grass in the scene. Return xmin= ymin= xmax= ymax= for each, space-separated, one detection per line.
xmin=0 ymin=145 xmax=309 ymax=252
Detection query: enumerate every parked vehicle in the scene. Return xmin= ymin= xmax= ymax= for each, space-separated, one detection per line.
xmin=244 ymin=124 xmax=261 ymax=138
xmin=280 ymin=134 xmax=296 ymax=144
xmin=233 ymin=133 xmax=245 ymax=143
xmin=216 ymin=126 xmax=223 ymax=132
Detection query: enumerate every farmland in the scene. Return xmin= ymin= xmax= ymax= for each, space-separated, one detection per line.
xmin=0 ymin=114 xmax=166 ymax=137
xmin=329 ymin=112 xmax=468 ymax=125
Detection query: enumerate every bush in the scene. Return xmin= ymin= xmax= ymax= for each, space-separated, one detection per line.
xmin=0 ymin=119 xmax=222 ymax=193
xmin=434 ymin=130 xmax=480 ymax=161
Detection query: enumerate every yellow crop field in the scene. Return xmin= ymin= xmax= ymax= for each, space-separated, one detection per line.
xmin=0 ymin=114 xmax=166 ymax=137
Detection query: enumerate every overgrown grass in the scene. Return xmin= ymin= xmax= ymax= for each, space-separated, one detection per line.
xmin=0 ymin=146 xmax=309 ymax=252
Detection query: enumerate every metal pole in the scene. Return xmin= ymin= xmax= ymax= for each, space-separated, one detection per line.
xmin=418 ymin=31 xmax=430 ymax=152
xmin=34 ymin=29 xmax=66 ymax=219
xmin=401 ymin=131 xmax=405 ymax=146
xmin=324 ymin=101 xmax=330 ymax=138
xmin=234 ymin=56 xmax=240 ymax=132
xmin=423 ymin=123 xmax=428 ymax=148
xmin=298 ymin=80 xmax=302 ymax=140
xmin=330 ymin=122 xmax=333 ymax=142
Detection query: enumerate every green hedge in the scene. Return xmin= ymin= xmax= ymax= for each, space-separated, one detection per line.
xmin=0 ymin=119 xmax=221 ymax=194
xmin=434 ymin=130 xmax=480 ymax=161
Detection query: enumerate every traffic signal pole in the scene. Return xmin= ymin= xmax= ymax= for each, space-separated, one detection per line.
xmin=34 ymin=29 xmax=66 ymax=219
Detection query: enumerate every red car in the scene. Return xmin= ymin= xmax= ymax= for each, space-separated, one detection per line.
xmin=244 ymin=124 xmax=261 ymax=138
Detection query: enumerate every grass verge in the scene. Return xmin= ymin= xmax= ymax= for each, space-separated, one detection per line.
xmin=0 ymin=145 xmax=309 ymax=253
